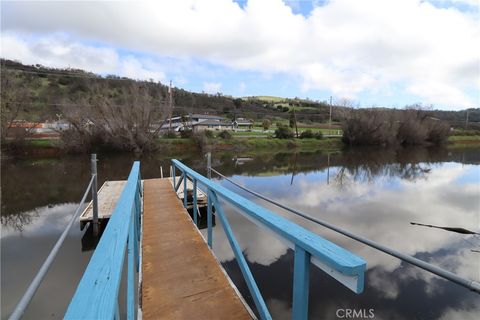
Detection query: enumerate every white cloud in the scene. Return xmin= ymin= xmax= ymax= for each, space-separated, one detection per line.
xmin=0 ymin=33 xmax=165 ymax=82
xmin=1 ymin=0 xmax=479 ymax=107
xmin=202 ymin=81 xmax=222 ymax=93
xmin=439 ymin=302 xmax=480 ymax=320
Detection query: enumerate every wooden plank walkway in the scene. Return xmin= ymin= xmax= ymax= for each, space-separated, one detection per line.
xmin=141 ymin=178 xmax=253 ymax=320
xmin=79 ymin=180 xmax=126 ymax=229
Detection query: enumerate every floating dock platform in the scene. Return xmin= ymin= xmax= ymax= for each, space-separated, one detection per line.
xmin=79 ymin=177 xmax=207 ymax=229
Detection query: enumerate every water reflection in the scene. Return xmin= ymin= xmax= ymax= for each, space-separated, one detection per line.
xmin=1 ymin=203 xmax=81 ymax=236
xmin=2 ymin=146 xmax=479 ymax=319
xmin=203 ymin=147 xmax=480 ymax=319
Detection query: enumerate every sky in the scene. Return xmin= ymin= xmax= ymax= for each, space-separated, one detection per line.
xmin=1 ymin=0 xmax=479 ymax=110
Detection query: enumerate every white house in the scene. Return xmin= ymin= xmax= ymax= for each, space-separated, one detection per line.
xmin=233 ymin=118 xmax=254 ymax=130
xmin=160 ymin=114 xmax=233 ymax=132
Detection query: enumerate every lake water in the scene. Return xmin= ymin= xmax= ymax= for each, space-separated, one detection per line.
xmin=1 ymin=147 xmax=479 ymax=319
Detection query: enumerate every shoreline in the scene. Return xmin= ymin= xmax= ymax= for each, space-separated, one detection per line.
xmin=2 ymin=136 xmax=479 ymax=158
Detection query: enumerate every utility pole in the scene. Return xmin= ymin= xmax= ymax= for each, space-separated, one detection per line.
xmin=293 ymin=107 xmax=299 ymax=138
xmin=168 ymin=80 xmax=173 ymax=132
xmin=329 ymin=96 xmax=333 ymax=135
xmin=465 ymin=109 xmax=470 ymax=130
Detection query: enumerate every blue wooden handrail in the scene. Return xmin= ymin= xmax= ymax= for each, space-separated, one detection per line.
xmin=172 ymin=159 xmax=366 ymax=320
xmin=65 ymin=161 xmax=141 ymax=320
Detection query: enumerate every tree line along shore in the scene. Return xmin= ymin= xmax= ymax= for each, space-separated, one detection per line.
xmin=2 ymin=59 xmax=479 ymax=154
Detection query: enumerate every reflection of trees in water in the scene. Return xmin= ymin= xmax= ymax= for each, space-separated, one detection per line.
xmin=213 ymin=145 xmax=478 ymax=180
xmin=333 ymin=147 xmax=439 ymax=188
xmin=1 ymin=208 xmax=38 ymax=231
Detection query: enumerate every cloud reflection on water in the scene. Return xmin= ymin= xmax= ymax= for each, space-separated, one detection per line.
xmin=207 ymin=160 xmax=479 ymax=319
xmin=1 ymin=203 xmax=82 ymax=237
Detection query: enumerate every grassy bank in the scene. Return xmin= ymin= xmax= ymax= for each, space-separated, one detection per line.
xmin=157 ymin=136 xmax=343 ymax=153
xmin=3 ymin=134 xmax=478 ymax=158
xmin=448 ymin=135 xmax=480 ymax=142
xmin=447 ymin=135 xmax=480 ymax=149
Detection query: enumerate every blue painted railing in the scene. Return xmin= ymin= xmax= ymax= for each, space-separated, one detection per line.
xmin=172 ymin=160 xmax=366 ymax=320
xmin=65 ymin=162 xmax=142 ymax=320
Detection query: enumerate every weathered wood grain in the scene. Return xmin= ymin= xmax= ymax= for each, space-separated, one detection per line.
xmin=142 ymin=178 xmax=252 ymax=320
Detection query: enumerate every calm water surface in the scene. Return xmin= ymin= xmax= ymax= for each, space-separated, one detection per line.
xmin=2 ymin=147 xmax=479 ymax=319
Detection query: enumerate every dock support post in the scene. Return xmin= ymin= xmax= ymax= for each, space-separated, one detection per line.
xmin=292 ymin=246 xmax=311 ymax=320
xmin=91 ymin=154 xmax=99 ymax=237
xmin=206 ymin=152 xmax=211 ymax=179
xmin=193 ymin=179 xmax=198 ymax=226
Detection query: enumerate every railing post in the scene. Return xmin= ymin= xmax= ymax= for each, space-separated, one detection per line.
xmin=173 ymin=164 xmax=176 ymax=187
xmin=91 ymin=154 xmax=99 ymax=237
xmin=207 ymin=189 xmax=213 ymax=248
xmin=134 ymin=191 xmax=140 ymax=271
xmin=206 ymin=152 xmax=211 ymax=179
xmin=127 ymin=213 xmax=135 ymax=320
xmin=193 ymin=178 xmax=198 ymax=226
xmin=183 ymin=174 xmax=188 ymax=208
xmin=292 ymin=246 xmax=311 ymax=320
xmin=211 ymin=192 xmax=271 ymax=320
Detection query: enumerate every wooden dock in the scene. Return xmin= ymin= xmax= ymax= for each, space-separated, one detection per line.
xmin=167 ymin=176 xmax=208 ymax=210
xmin=79 ymin=180 xmax=126 ymax=230
xmin=79 ymin=176 xmax=207 ymax=229
xmin=141 ymin=178 xmax=253 ymax=319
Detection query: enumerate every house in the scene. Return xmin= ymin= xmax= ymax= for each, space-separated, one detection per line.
xmin=189 ymin=114 xmax=226 ymax=123
xmin=7 ymin=120 xmax=70 ymax=135
xmin=233 ymin=118 xmax=254 ymax=130
xmin=192 ymin=119 xmax=234 ymax=132
xmin=160 ymin=114 xmax=233 ymax=132
xmin=159 ymin=116 xmax=187 ymax=132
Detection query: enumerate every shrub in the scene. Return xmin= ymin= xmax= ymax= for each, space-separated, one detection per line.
xmin=282 ymin=106 xmax=289 ymax=112
xmin=342 ymin=108 xmax=450 ymax=146
xmin=314 ymin=131 xmax=323 ymax=139
xmin=299 ymin=130 xmax=314 ymax=139
xmin=192 ymin=132 xmax=207 ymax=149
xmin=262 ymin=119 xmax=271 ymax=131
xmin=425 ymin=119 xmax=450 ymax=144
xmin=218 ymin=130 xmax=232 ymax=139
xmin=274 ymin=126 xmax=294 ymax=139
xmin=204 ymin=130 xmax=214 ymax=138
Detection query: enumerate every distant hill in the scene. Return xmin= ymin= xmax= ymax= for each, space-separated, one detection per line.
xmin=1 ymin=59 xmax=477 ymax=128
xmin=244 ymin=95 xmax=286 ymax=102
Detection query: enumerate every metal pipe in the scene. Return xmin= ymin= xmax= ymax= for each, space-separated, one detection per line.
xmin=210 ymin=168 xmax=480 ymax=294
xmin=9 ymin=176 xmax=95 ymax=320
xmin=193 ymin=179 xmax=198 ymax=226
xmin=91 ymin=154 xmax=99 ymax=236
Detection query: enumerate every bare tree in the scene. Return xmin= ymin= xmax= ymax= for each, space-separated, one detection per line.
xmin=341 ymin=107 xmax=449 ymax=146
xmin=61 ymin=80 xmax=168 ymax=153
xmin=1 ymin=70 xmax=38 ymax=146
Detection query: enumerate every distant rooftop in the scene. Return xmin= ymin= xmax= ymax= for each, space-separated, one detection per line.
xmin=193 ymin=119 xmax=232 ymax=126
xmin=189 ymin=114 xmax=226 ymax=120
